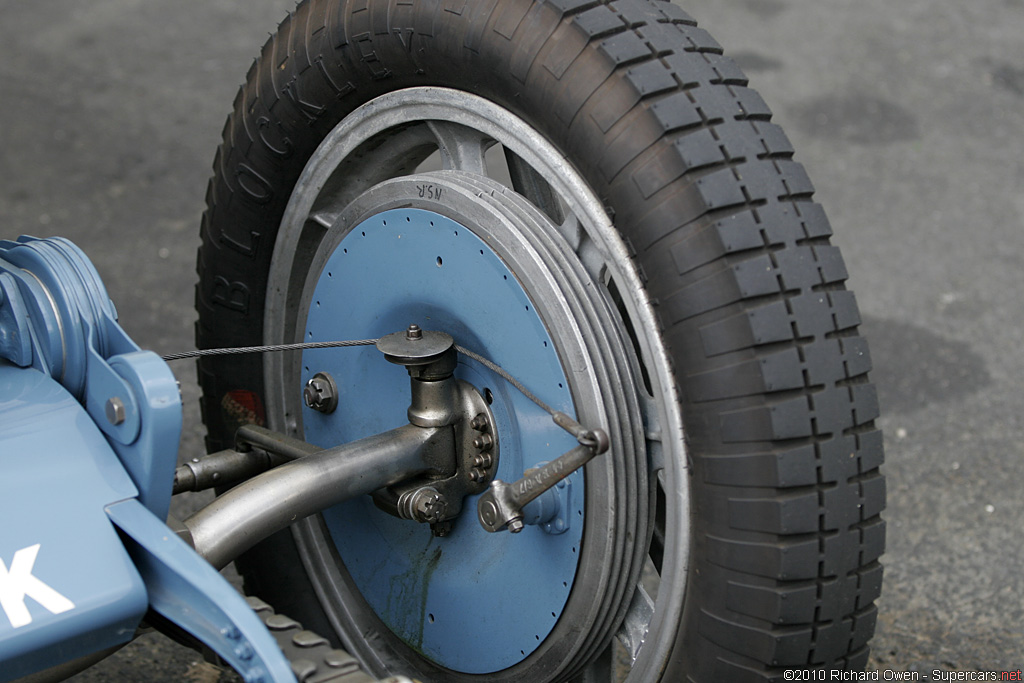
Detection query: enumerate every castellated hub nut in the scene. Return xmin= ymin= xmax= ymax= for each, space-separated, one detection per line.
xmin=304 ymin=372 xmax=338 ymax=414
xmin=399 ymin=486 xmax=449 ymax=523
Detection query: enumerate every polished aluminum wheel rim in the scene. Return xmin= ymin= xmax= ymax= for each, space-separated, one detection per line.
xmin=262 ymin=87 xmax=689 ymax=682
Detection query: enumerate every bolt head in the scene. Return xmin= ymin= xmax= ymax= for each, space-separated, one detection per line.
xmin=406 ymin=324 xmax=423 ymax=340
xmin=508 ymin=519 xmax=525 ymax=534
xmin=105 ymin=397 xmax=126 ymax=426
xmin=470 ymin=413 xmax=489 ymax=431
xmin=303 ymin=373 xmax=338 ymax=413
xmin=473 ymin=433 xmax=493 ymax=451
xmin=430 ymin=521 xmax=453 ymax=537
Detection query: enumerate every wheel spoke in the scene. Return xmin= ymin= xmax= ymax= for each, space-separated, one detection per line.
xmin=426 ymin=121 xmax=492 ymax=175
xmin=505 ymin=148 xmax=564 ymax=224
xmin=308 ymin=124 xmax=437 ymax=220
xmin=307 ymin=211 xmax=337 ymax=230
xmin=556 ymin=210 xmax=585 ymax=252
xmin=616 ymin=584 xmax=656 ymax=664
xmin=576 ymin=233 xmax=607 ymax=282
xmin=641 ymin=394 xmax=664 ymax=474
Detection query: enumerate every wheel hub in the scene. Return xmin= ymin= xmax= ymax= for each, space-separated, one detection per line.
xmin=369 ymin=325 xmax=502 ymax=534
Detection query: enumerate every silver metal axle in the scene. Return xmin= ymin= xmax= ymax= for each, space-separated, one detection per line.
xmin=184 ymin=424 xmax=452 ymax=569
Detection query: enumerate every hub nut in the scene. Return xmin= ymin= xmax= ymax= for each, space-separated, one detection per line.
xmin=400 ymin=487 xmax=448 ymax=524
xmin=303 ymin=372 xmax=338 ymax=414
xmin=415 ymin=492 xmax=447 ymax=523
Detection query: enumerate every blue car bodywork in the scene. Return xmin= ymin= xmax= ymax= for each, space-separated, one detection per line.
xmin=0 ymin=236 xmax=297 ymax=682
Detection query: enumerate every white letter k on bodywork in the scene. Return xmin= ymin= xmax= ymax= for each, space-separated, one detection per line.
xmin=0 ymin=545 xmax=75 ymax=628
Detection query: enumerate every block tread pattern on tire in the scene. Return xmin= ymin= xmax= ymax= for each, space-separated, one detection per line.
xmin=195 ymin=1 xmax=885 ymax=680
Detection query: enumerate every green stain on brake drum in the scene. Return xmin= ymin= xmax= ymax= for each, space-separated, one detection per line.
xmin=384 ymin=543 xmax=443 ymax=653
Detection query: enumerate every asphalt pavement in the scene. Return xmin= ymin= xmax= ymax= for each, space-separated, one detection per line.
xmin=1 ymin=0 xmax=1021 ymax=679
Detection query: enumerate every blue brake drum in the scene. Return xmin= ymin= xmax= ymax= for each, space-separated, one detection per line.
xmin=300 ymin=208 xmax=586 ymax=674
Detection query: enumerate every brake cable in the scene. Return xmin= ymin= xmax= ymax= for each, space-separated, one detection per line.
xmin=160 ymin=339 xmax=380 ymax=361
xmin=162 ymin=338 xmax=604 ymax=448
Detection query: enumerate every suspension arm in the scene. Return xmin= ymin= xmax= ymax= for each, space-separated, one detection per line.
xmin=183 ymin=424 xmax=453 ymax=569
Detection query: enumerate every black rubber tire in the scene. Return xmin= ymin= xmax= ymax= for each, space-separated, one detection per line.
xmin=196 ymin=1 xmax=885 ymax=680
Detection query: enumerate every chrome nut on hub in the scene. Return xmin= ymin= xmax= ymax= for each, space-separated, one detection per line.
xmin=304 ymin=372 xmax=338 ymax=414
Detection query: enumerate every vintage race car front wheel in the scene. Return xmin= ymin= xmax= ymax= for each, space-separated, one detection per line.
xmin=196 ymin=1 xmax=885 ymax=680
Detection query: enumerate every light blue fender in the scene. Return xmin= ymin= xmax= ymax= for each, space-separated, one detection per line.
xmin=0 ymin=361 xmax=147 ymax=680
